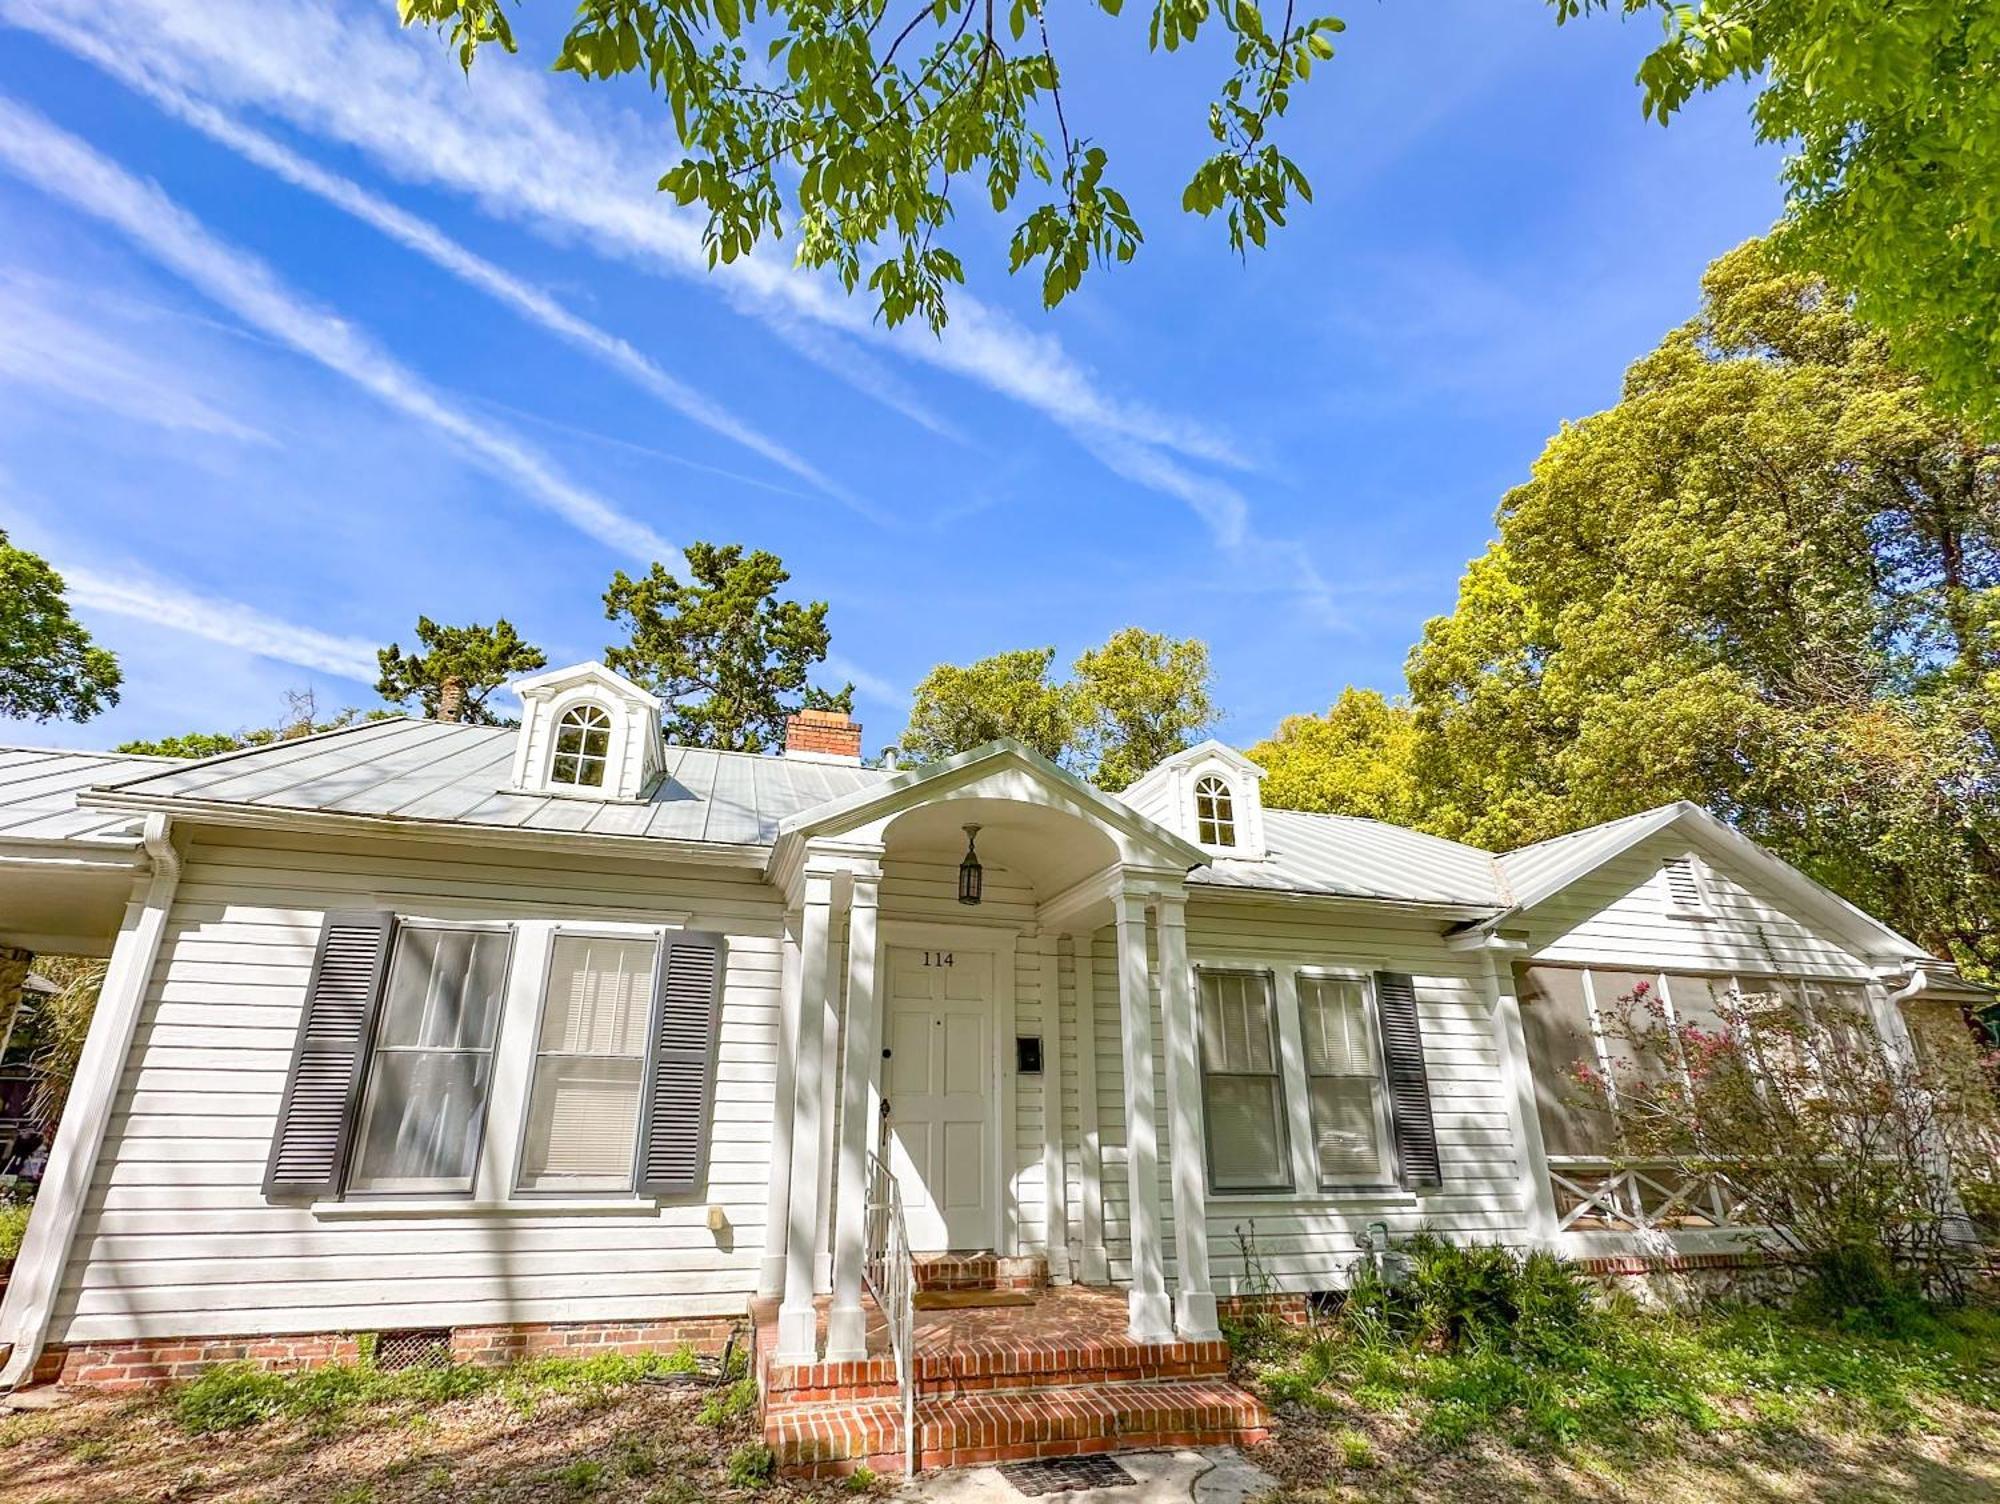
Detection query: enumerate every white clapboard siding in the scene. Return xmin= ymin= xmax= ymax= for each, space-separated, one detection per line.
xmin=1523 ymin=830 xmax=1874 ymax=978
xmin=51 ymin=827 xmax=784 ymax=1345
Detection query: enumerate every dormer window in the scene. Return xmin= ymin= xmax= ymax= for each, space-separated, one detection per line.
xmin=1195 ymin=775 xmax=1237 ymax=847
xmin=551 ymin=704 xmax=612 ymax=789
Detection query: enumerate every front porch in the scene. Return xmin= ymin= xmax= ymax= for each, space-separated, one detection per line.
xmin=750 ymin=1267 xmax=1268 ymax=1477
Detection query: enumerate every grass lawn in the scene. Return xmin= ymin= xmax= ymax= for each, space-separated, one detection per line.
xmin=1238 ymin=1301 xmax=2000 ymax=1504
xmin=0 ymin=1351 xmax=834 ymax=1504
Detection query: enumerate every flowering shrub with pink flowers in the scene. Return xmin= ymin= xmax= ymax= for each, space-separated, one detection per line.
xmin=1574 ymin=977 xmax=2000 ymax=1319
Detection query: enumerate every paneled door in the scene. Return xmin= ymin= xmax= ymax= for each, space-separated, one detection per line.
xmin=883 ymin=945 xmax=996 ymax=1251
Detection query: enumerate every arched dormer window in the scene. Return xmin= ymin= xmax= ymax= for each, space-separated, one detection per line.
xmin=551 ymin=704 xmax=613 ymax=789
xmin=1194 ymin=774 xmax=1236 ymax=847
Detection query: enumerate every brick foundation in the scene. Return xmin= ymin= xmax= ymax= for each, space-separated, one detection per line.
xmin=1217 ymin=1292 xmax=1312 ymax=1327
xmin=37 ymin=1315 xmax=738 ymax=1391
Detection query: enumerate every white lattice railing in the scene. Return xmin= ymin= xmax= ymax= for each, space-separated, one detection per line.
xmin=862 ymin=1149 xmax=915 ymax=1476
xmin=1548 ymin=1156 xmax=1756 ymax=1235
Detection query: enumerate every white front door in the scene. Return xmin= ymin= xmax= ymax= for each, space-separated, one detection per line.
xmin=884 ymin=945 xmax=996 ymax=1251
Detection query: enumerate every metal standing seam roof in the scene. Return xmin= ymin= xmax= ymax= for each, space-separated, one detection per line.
xmin=0 ymin=746 xmax=188 ymax=847
xmin=3 ymin=728 xmax=1730 ymax=915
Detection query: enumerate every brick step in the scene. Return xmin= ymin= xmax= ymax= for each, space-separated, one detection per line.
xmin=912 ymin=1253 xmax=1047 ymax=1295
xmin=767 ymin=1377 xmax=1269 ymax=1478
xmin=762 ymin=1329 xmax=1232 ymax=1407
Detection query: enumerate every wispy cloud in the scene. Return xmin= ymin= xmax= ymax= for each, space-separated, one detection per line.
xmin=21 ymin=25 xmax=882 ymax=521
xmin=65 ymin=563 xmax=378 ymax=681
xmin=0 ymin=94 xmax=675 ymax=562
xmin=1 ymin=3 xmax=1316 ymax=569
xmin=0 ymin=272 xmax=271 ymax=444
xmin=821 ymin=652 xmax=904 ymax=710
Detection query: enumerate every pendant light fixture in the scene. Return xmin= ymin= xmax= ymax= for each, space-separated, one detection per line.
xmin=957 ymin=823 xmax=984 ymax=906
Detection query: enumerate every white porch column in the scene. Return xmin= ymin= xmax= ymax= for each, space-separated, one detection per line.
xmin=0 ymin=816 xmax=179 ymax=1388
xmin=1071 ymin=932 xmax=1109 ymax=1284
xmin=775 ymin=868 xmax=838 ymax=1363
xmin=1037 ymin=933 xmax=1072 ymax=1285
xmin=1155 ymin=893 xmax=1219 ymax=1339
xmin=1114 ymin=892 xmax=1174 ymax=1343
xmin=825 ymin=871 xmax=882 ymax=1361
xmin=758 ymin=907 xmax=803 ymax=1297
xmin=1481 ymin=943 xmax=1560 ymax=1250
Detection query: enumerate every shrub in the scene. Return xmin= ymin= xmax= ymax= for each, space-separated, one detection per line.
xmin=0 ymin=1197 xmax=30 ymax=1262
xmin=1344 ymin=1231 xmax=1597 ymax=1362
xmin=725 ymin=1442 xmax=775 ymax=1487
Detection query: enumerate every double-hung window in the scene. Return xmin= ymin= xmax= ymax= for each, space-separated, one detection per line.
xmin=517 ymin=933 xmax=660 ymax=1192
xmin=1197 ymin=970 xmax=1291 ymax=1192
xmin=348 ymin=924 xmax=512 ymax=1195
xmin=1297 ymin=976 xmax=1393 ymax=1186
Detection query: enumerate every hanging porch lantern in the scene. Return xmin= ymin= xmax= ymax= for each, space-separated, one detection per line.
xmin=957 ymin=823 xmax=984 ymax=906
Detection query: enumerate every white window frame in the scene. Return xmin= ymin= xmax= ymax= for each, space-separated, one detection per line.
xmin=1294 ymin=971 xmax=1398 ymax=1190
xmin=1194 ymin=966 xmax=1293 ymax=1195
xmin=549 ymin=702 xmax=615 ymax=790
xmin=345 ymin=919 xmax=516 ymax=1198
xmin=511 ymin=926 xmax=665 ymax=1197
xmin=1193 ymin=774 xmax=1238 ymax=849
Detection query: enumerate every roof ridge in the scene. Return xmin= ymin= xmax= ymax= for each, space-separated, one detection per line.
xmin=0 ymin=744 xmax=189 ymax=763
xmin=92 ymin=716 xmax=429 ymax=788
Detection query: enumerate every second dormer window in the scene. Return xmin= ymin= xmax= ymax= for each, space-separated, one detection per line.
xmin=1195 ymin=774 xmax=1236 ymax=847
xmin=552 ymin=704 xmax=612 ymax=789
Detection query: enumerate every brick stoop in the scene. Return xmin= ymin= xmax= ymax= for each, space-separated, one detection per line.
xmin=752 ymin=1286 xmax=1267 ymax=1477
xmin=912 ymin=1252 xmax=1047 ymax=1295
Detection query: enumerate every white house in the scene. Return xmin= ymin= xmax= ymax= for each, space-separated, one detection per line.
xmin=0 ymin=664 xmax=1982 ymax=1472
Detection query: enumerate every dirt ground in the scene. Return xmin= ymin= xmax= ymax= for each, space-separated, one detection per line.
xmin=1252 ymin=1393 xmax=2000 ymax=1504
xmin=6 ymin=1380 xmax=2000 ymax=1504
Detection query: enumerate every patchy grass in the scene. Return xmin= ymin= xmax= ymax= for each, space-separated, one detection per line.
xmin=1245 ymin=1299 xmax=2000 ymax=1503
xmin=0 ymin=1346 xmax=827 ymax=1504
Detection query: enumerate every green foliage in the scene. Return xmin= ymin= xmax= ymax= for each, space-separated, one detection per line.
xmin=1345 ymin=1232 xmax=1597 ymax=1364
xmin=112 ymin=731 xmax=246 ymax=759
xmin=0 ymin=1196 xmax=30 ymax=1262
xmin=901 ymin=627 xmax=1217 ymax=787
xmin=1558 ymin=0 xmax=2000 ymax=433
xmin=605 ymin=541 xmax=848 ymax=752
xmin=1248 ymin=687 xmax=1423 ymax=824
xmin=116 ymin=689 xmax=398 ymax=759
xmin=725 ymin=1441 xmax=775 ymax=1487
xmin=170 ymin=1348 xmax=704 ymax=1436
xmin=1262 ymin=1241 xmax=2000 ymax=1451
xmin=0 ymin=528 xmax=119 ymax=723
xmin=402 ymin=0 xmax=1341 ymax=331
xmin=696 ymin=1373 xmax=760 ymax=1427
xmin=375 ymin=616 xmax=547 ymax=722
xmin=22 ymin=956 xmax=105 ymax=1134
xmin=1267 ymin=239 xmax=2000 ymax=980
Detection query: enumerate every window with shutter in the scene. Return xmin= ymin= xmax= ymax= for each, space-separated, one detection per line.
xmin=638 ymin=931 xmax=726 ymax=1197
xmin=347 ymin=925 xmax=512 ymax=1195
xmin=518 ymin=933 xmax=658 ymax=1192
xmin=1372 ymin=970 xmax=1442 ymax=1188
xmin=263 ymin=911 xmax=396 ymax=1200
xmin=1298 ymin=977 xmax=1393 ymax=1186
xmin=1196 ymin=970 xmax=1292 ymax=1193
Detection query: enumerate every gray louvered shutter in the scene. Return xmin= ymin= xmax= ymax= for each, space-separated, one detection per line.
xmin=263 ymin=911 xmax=395 ymax=1199
xmin=1372 ymin=970 xmax=1443 ymax=1189
xmin=638 ymin=930 xmax=726 ymax=1197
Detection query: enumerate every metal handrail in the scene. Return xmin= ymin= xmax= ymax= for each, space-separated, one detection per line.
xmin=862 ymin=1149 xmax=916 ymax=1476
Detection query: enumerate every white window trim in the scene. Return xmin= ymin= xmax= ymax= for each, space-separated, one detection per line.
xmin=343 ymin=919 xmax=517 ymax=1200
xmin=548 ymin=701 xmax=616 ymax=791
xmin=510 ymin=925 xmax=667 ymax=1198
xmin=1194 ymin=966 xmax=1295 ymax=1196
xmin=1295 ymin=971 xmax=1400 ymax=1191
xmin=1193 ymin=774 xmax=1238 ymax=850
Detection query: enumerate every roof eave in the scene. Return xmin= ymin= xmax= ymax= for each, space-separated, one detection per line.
xmin=76 ymin=789 xmax=770 ymax=869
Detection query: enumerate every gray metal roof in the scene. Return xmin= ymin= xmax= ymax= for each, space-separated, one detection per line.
xmin=0 ymin=746 xmax=187 ymax=847
xmin=1490 ymin=804 xmax=1685 ymax=911
xmin=1193 ymin=808 xmax=1506 ymax=908
xmin=82 ymin=718 xmax=889 ymax=846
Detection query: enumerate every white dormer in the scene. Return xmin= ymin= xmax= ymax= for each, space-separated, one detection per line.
xmin=1116 ymin=739 xmax=1268 ymax=860
xmin=507 ymin=661 xmax=665 ymax=802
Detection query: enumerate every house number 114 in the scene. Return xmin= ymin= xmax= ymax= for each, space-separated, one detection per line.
xmin=922 ymin=950 xmax=955 ymax=967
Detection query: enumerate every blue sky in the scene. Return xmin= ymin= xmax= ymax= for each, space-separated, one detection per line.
xmin=0 ymin=0 xmax=1781 ymax=755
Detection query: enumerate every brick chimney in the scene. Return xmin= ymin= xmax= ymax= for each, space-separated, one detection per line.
xmin=784 ymin=708 xmax=863 ymax=764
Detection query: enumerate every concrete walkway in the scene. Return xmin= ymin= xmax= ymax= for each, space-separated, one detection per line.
xmin=899 ymin=1448 xmax=1279 ymax=1504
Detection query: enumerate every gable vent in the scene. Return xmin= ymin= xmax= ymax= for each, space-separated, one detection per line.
xmin=1661 ymin=855 xmax=1708 ymax=912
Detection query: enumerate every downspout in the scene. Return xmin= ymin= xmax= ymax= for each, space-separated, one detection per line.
xmin=0 ymin=814 xmax=180 ymax=1388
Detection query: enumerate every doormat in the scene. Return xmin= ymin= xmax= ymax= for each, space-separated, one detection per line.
xmin=913 ymin=1289 xmax=1036 ymax=1311
xmin=996 ymin=1456 xmax=1138 ymax=1495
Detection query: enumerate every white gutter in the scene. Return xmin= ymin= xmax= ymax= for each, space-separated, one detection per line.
xmin=0 ymin=814 xmax=181 ymax=1388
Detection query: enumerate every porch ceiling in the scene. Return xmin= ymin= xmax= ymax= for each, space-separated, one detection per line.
xmin=0 ymin=851 xmax=139 ymax=956
xmin=883 ymin=795 xmax=1119 ymax=896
